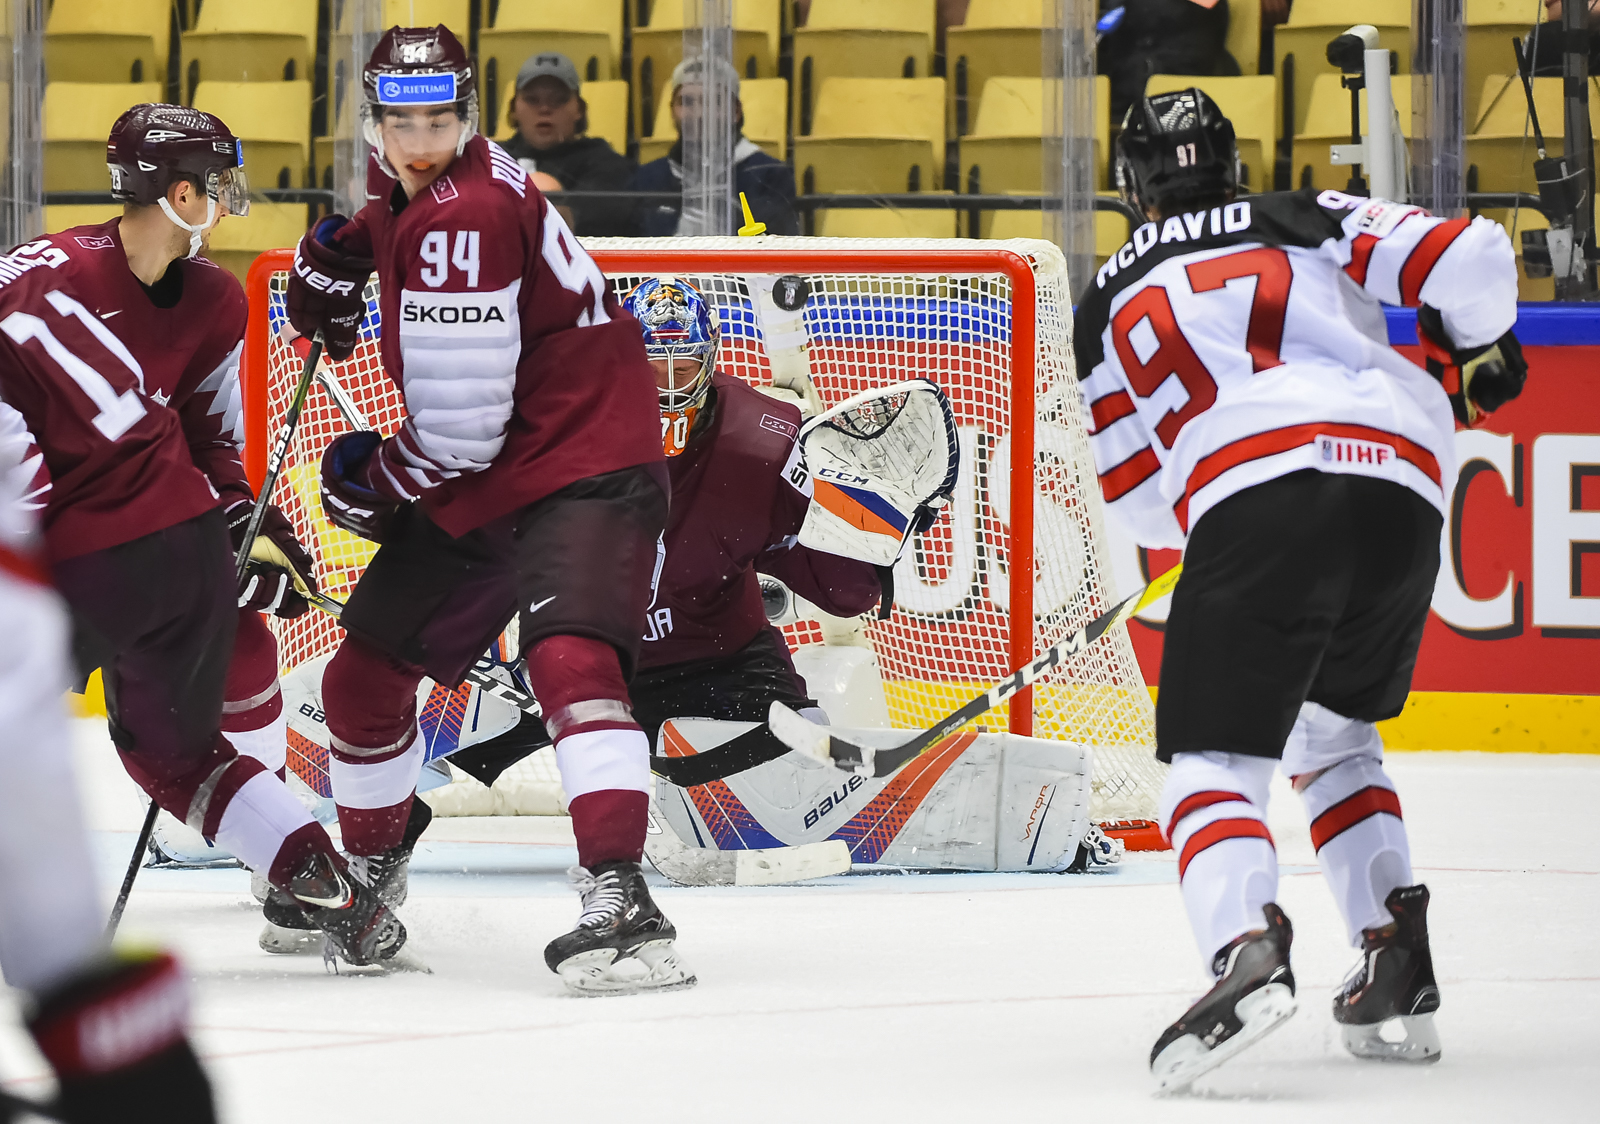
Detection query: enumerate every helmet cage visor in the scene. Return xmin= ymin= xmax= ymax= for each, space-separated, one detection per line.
xmin=209 ymin=165 xmax=250 ymax=217
xmin=651 ymin=341 xmax=716 ymax=412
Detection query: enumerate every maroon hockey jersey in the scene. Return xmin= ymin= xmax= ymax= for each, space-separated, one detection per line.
xmin=0 ymin=241 xmax=220 ymax=561
xmin=40 ymin=220 xmax=252 ymax=509
xmin=638 ymin=373 xmax=881 ymax=670
xmin=337 ymin=135 xmax=661 ymax=536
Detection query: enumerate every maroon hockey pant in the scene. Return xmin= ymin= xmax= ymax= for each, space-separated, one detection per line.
xmin=54 ymin=510 xmax=331 ymax=885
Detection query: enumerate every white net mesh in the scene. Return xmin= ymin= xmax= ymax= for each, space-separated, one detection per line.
xmin=253 ymin=237 xmax=1163 ymax=824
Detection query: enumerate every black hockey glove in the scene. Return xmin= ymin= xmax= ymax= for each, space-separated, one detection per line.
xmin=226 ymin=499 xmax=317 ymax=618
xmin=287 ymin=215 xmax=372 ymax=362
xmin=321 ymin=431 xmax=402 ymax=543
xmin=1416 ymin=305 xmax=1528 ymax=428
xmin=27 ymin=949 xmax=217 ymax=1124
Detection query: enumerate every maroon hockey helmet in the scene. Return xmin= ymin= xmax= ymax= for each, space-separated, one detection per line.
xmin=362 ymin=25 xmax=479 ymax=162
xmin=106 ymin=103 xmax=249 ymax=258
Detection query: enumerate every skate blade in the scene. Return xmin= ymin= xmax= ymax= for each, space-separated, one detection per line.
xmin=259 ymin=921 xmax=323 ymax=955
xmin=1341 ymin=1013 xmax=1441 ymax=1064
xmin=321 ymin=941 xmax=432 ymax=976
xmin=555 ymin=939 xmax=697 ymax=997
xmin=1152 ymin=983 xmax=1298 ymax=1096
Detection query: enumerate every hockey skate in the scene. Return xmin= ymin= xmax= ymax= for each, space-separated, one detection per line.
xmin=346 ymin=797 xmax=433 ymax=909
xmin=1150 ymin=903 xmax=1298 ymax=1095
xmin=1334 ymin=884 xmax=1442 ymax=1063
xmin=279 ymin=851 xmax=407 ymax=968
xmin=258 ymin=886 xmax=322 ymax=955
xmin=544 ymin=861 xmax=696 ymax=996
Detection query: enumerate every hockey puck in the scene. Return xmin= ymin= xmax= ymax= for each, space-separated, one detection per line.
xmin=772 ymin=275 xmax=810 ymax=311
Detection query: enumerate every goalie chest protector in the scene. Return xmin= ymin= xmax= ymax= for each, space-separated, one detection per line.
xmin=640 ymin=373 xmax=810 ymax=668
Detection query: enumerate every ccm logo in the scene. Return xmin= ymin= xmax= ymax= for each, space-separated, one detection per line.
xmin=815 ymin=466 xmax=871 ymax=485
xmin=292 ymin=251 xmax=357 ymax=296
xmin=401 ymin=302 xmax=508 ymax=324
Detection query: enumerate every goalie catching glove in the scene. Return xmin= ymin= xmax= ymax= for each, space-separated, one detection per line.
xmin=226 ymin=499 xmax=316 ymax=617
xmin=795 ymin=379 xmax=959 ymax=568
xmin=1416 ymin=305 xmax=1528 ymax=428
xmin=286 ymin=215 xmax=373 ymax=362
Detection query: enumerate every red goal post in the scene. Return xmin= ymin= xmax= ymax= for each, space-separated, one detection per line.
xmin=241 ymin=238 xmax=1165 ymax=837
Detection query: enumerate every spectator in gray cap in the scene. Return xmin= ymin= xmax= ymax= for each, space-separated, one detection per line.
xmin=627 ymin=56 xmax=798 ymax=237
xmin=499 ymin=51 xmax=634 ymax=235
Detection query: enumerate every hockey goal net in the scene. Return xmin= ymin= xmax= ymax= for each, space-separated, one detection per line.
xmin=242 ymin=237 xmax=1164 ymax=840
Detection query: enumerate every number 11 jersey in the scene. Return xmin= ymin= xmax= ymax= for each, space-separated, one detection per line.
xmin=1072 ymin=188 xmax=1518 ymax=549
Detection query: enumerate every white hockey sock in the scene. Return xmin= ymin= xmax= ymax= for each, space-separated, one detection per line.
xmin=223 ymin=709 xmax=287 ymax=775
xmin=1161 ymin=751 xmax=1278 ymax=976
xmin=210 ymin=768 xmax=318 ymax=875
xmin=555 ymin=727 xmax=652 ymax=801
xmin=1298 ymin=755 xmax=1412 ymax=945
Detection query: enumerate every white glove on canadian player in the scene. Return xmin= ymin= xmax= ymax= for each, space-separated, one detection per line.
xmin=795 ymin=379 xmax=959 ymax=567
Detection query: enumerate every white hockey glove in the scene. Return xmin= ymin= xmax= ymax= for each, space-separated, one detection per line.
xmin=796 ymin=379 xmax=959 ymax=568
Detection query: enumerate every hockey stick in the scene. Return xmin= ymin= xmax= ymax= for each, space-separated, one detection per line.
xmin=644 ymin=789 xmax=851 ymax=886
xmin=105 ymin=335 xmax=325 ymax=939
xmin=768 ymin=565 xmax=1184 ymax=778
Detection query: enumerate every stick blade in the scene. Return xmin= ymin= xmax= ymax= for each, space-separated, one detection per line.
xmin=735 ymin=840 xmax=852 ymax=885
xmin=766 ymin=701 xmax=830 ymax=758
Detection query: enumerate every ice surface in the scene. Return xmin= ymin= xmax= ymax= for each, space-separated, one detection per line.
xmin=1 ymin=719 xmax=1595 ymax=1121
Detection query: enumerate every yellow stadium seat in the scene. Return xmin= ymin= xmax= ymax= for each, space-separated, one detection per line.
xmin=1466 ymin=74 xmax=1600 ymax=196
xmin=44 ymin=82 xmax=163 ymax=193
xmin=192 ymin=81 xmax=312 ymax=190
xmin=1466 ymin=0 xmax=1535 ymax=121
xmin=945 ymin=0 xmax=1045 ymax=136
xmin=957 ymin=76 xmax=1111 ymax=198
xmin=381 ymin=0 xmax=471 ymax=40
xmin=206 ymin=201 xmax=313 ymax=287
xmin=632 ymin=0 xmax=780 ymax=141
xmin=817 ymin=199 xmax=957 ymax=237
xmin=45 ymin=0 xmax=172 ymax=85
xmin=983 ymin=198 xmax=1130 ymax=273
xmin=45 ymin=203 xmax=124 ymax=235
xmin=639 ymin=76 xmax=789 ymax=164
xmin=1146 ymin=75 xmax=1278 ymax=191
xmin=493 ymin=78 xmax=629 ymax=155
xmin=792 ymin=76 xmax=944 ymax=194
xmin=1225 ymin=0 xmax=1262 ymax=76
xmin=182 ymin=1 xmax=318 ymax=94
xmin=1274 ymin=0 xmax=1410 ymax=136
xmin=1291 ymin=73 xmax=1411 ymax=192
xmin=793 ymin=0 xmax=937 ymax=135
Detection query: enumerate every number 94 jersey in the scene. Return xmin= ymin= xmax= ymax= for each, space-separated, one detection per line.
xmin=1072 ymin=188 xmax=1518 ymax=550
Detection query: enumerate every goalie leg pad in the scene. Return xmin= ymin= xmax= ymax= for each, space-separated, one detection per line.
xmin=1161 ymin=751 xmax=1279 ymax=976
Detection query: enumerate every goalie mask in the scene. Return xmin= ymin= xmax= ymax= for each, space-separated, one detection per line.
xmin=362 ymin=25 xmax=479 ymax=179
xmin=622 ymin=277 xmax=720 ymax=457
xmin=107 ymin=104 xmax=250 ymax=259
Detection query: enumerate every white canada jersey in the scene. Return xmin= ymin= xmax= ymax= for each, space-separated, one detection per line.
xmin=1072 ymin=188 xmax=1518 ymax=548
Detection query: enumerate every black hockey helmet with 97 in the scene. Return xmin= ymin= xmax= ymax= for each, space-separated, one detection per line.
xmin=106 ymin=103 xmax=250 ymax=258
xmin=1115 ymin=88 xmax=1239 ymax=217
xmin=362 ymin=25 xmax=478 ymax=171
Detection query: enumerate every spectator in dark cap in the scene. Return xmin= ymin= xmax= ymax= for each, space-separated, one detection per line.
xmin=499 ymin=51 xmax=634 ymax=235
xmin=627 ymin=56 xmax=798 ymax=237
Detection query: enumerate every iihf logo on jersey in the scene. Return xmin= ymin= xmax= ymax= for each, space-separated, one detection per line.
xmin=1319 ymin=434 xmax=1394 ymax=467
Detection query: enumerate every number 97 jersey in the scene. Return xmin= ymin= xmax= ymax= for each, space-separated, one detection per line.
xmin=1071 ymin=188 xmax=1518 ymax=550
